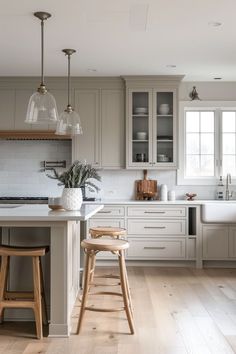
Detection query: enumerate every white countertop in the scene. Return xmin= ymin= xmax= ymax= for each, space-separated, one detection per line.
xmin=0 ymin=204 xmax=104 ymax=221
xmin=84 ymin=199 xmax=235 ymax=205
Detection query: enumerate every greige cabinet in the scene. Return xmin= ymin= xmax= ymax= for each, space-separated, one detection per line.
xmin=202 ymin=225 xmax=229 ymax=259
xmin=123 ymin=76 xmax=183 ymax=169
xmin=101 ymin=89 xmax=125 ymax=168
xmin=73 ymin=88 xmax=125 ymax=169
xmin=15 ymin=90 xmax=33 ymax=130
xmin=74 ymin=89 xmax=100 ymax=166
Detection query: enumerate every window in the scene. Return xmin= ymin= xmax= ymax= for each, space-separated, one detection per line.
xmin=178 ymin=101 xmax=236 ymax=185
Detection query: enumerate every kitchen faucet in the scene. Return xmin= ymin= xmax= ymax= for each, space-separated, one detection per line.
xmin=225 ymin=173 xmax=232 ymax=200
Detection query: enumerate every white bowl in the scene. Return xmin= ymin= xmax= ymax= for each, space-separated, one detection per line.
xmin=136 ymin=132 xmax=147 ymax=140
xmin=134 ymin=107 xmax=148 ymax=114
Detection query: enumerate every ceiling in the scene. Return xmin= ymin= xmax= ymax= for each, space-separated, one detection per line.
xmin=1 ymin=0 xmax=236 ymax=81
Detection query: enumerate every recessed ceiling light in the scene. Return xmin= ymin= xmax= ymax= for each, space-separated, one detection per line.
xmin=166 ymin=65 xmax=176 ymax=68
xmin=87 ymin=68 xmax=97 ymax=72
xmin=208 ymin=21 xmax=222 ymax=27
xmin=214 ymin=77 xmax=222 ymax=80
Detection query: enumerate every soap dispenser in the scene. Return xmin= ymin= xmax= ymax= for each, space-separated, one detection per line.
xmin=216 ymin=176 xmax=224 ymax=200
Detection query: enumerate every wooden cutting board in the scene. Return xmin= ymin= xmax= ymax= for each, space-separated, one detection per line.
xmin=135 ymin=170 xmax=158 ymax=200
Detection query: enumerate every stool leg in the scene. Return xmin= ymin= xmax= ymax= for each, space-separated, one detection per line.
xmin=0 ymin=256 xmax=9 ymax=323
xmin=39 ymin=258 xmax=48 ymax=326
xmin=77 ymin=251 xmax=93 ymax=334
xmin=32 ymin=256 xmax=43 ymax=339
xmin=124 ymin=266 xmax=134 ymax=317
xmin=118 ymin=250 xmax=134 ymax=334
xmin=89 ymin=253 xmax=96 ymax=285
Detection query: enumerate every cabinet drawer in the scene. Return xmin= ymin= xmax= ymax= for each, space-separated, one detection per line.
xmin=88 ymin=218 xmax=125 ymax=231
xmin=127 ymin=206 xmax=186 ymax=218
xmin=93 ymin=205 xmax=125 ymax=217
xmin=127 ymin=238 xmax=186 ymax=259
xmin=127 ymin=219 xmax=186 ymax=236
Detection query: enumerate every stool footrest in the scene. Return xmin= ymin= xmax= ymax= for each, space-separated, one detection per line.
xmin=89 ymin=291 xmax=123 ymax=297
xmin=94 ymin=275 xmax=120 ymax=279
xmin=1 ymin=300 xmax=35 ymax=309
xmin=5 ymin=291 xmax=34 ymax=300
xmin=90 ymin=282 xmax=120 ymax=287
xmin=85 ymin=306 xmax=125 ymax=313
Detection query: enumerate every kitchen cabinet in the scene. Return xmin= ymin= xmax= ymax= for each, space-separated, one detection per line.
xmin=74 ymin=89 xmax=100 ymax=166
xmin=229 ymin=227 xmax=236 ymax=258
xmin=101 ymin=89 xmax=125 ymax=168
xmin=15 ymin=90 xmax=33 ymax=130
xmin=123 ymin=76 xmax=183 ymax=169
xmin=202 ymin=225 xmax=229 ymax=259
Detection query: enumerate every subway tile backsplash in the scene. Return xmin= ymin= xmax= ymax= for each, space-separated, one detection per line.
xmin=0 ymin=140 xmax=72 ymax=197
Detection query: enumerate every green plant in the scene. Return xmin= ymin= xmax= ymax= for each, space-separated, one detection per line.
xmin=46 ymin=160 xmax=101 ymax=191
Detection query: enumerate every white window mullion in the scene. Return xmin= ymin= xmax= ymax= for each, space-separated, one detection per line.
xmin=216 ymin=109 xmax=222 ymax=178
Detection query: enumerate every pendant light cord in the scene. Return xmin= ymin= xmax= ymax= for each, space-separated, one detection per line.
xmin=41 ymin=19 xmax=45 ymax=86
xmin=67 ymin=53 xmax=71 ymax=107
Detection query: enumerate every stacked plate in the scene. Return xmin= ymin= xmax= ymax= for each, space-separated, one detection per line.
xmin=134 ymin=107 xmax=148 ymax=115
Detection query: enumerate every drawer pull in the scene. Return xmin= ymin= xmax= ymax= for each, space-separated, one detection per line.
xmin=98 ymin=211 xmax=112 ymax=214
xmin=144 ymin=226 xmax=166 ymax=229
xmin=144 ymin=246 xmax=166 ymax=250
xmin=144 ymin=211 xmax=166 ymax=214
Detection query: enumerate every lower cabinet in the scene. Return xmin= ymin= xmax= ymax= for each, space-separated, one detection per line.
xmin=127 ymin=238 xmax=186 ymax=259
xmin=202 ymin=224 xmax=236 ymax=260
xmin=87 ymin=204 xmax=190 ymax=261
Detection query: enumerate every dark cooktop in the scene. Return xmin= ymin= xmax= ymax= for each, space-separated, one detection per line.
xmin=0 ymin=196 xmax=96 ymax=204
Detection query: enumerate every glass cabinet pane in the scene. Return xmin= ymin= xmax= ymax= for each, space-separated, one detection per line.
xmin=156 ymin=92 xmax=173 ymax=163
xmin=131 ymin=92 xmax=150 ymax=163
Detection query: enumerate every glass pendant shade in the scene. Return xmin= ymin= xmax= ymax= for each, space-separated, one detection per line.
xmin=25 ymin=12 xmax=58 ymax=125
xmin=55 ymin=48 xmax=82 ymax=136
xmin=56 ymin=109 xmax=83 ymax=135
xmin=25 ymin=90 xmax=58 ymax=124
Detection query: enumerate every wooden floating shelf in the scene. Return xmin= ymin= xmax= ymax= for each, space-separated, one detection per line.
xmin=0 ymin=131 xmax=72 ymax=140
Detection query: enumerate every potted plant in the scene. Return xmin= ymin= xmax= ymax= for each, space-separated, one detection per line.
xmin=47 ymin=160 xmax=101 ymax=210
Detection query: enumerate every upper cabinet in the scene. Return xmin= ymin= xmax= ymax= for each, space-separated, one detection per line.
xmin=73 ymin=82 xmax=125 ymax=169
xmin=123 ymin=76 xmax=184 ymax=169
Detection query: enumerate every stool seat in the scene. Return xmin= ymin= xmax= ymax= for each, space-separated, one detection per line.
xmin=89 ymin=227 xmax=126 ymax=238
xmin=0 ymin=245 xmax=49 ymax=257
xmin=81 ymin=239 xmax=129 ymax=252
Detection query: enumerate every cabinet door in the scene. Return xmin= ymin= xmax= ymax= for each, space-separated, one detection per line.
xmin=101 ymin=89 xmax=125 ymax=168
xmin=0 ymin=90 xmax=15 ymax=130
xmin=73 ymin=90 xmax=100 ymax=166
xmin=127 ymin=89 xmax=153 ymax=168
xmin=229 ymin=227 xmax=236 ymax=258
xmin=153 ymin=89 xmax=177 ymax=168
xmin=48 ymin=89 xmax=68 ymax=131
xmin=203 ymin=225 xmax=229 ymax=259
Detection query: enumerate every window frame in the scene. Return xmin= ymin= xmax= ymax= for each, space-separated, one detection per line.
xmin=178 ymin=101 xmax=236 ymax=185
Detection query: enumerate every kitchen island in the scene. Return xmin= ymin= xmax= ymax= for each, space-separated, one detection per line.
xmin=0 ymin=203 xmax=103 ymax=337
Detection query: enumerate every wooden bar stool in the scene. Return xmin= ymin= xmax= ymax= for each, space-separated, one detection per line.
xmin=77 ymin=238 xmax=134 ymax=335
xmin=88 ymin=227 xmax=127 ymax=284
xmin=0 ymin=245 xmax=49 ymax=339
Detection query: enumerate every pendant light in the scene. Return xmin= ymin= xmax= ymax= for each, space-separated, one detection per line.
xmin=55 ymin=49 xmax=83 ymax=135
xmin=25 ymin=12 xmax=58 ymax=124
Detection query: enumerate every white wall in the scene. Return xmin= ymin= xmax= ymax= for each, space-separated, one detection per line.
xmin=0 ymin=140 xmax=71 ymax=197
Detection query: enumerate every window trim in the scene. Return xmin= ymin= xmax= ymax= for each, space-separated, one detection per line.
xmin=178 ymin=101 xmax=236 ymax=186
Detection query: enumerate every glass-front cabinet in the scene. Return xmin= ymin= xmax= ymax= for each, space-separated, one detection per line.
xmin=125 ymin=80 xmax=180 ymax=169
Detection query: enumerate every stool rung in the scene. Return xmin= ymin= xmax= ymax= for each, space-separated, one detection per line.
xmin=90 ymin=282 xmax=120 ymax=287
xmin=5 ymin=291 xmax=34 ymax=300
xmin=85 ymin=306 xmax=124 ymax=313
xmin=89 ymin=291 xmax=123 ymax=297
xmin=94 ymin=275 xmax=120 ymax=279
xmin=1 ymin=300 xmax=34 ymax=309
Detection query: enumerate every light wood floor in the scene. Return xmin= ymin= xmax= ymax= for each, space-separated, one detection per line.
xmin=1 ymin=267 xmax=236 ymax=353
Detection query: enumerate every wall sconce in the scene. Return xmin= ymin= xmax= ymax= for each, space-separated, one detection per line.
xmin=189 ymin=86 xmax=201 ymax=100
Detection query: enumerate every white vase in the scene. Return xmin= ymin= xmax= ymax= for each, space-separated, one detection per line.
xmin=61 ymin=188 xmax=82 ymax=211
xmin=159 ymin=104 xmax=170 ymax=115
